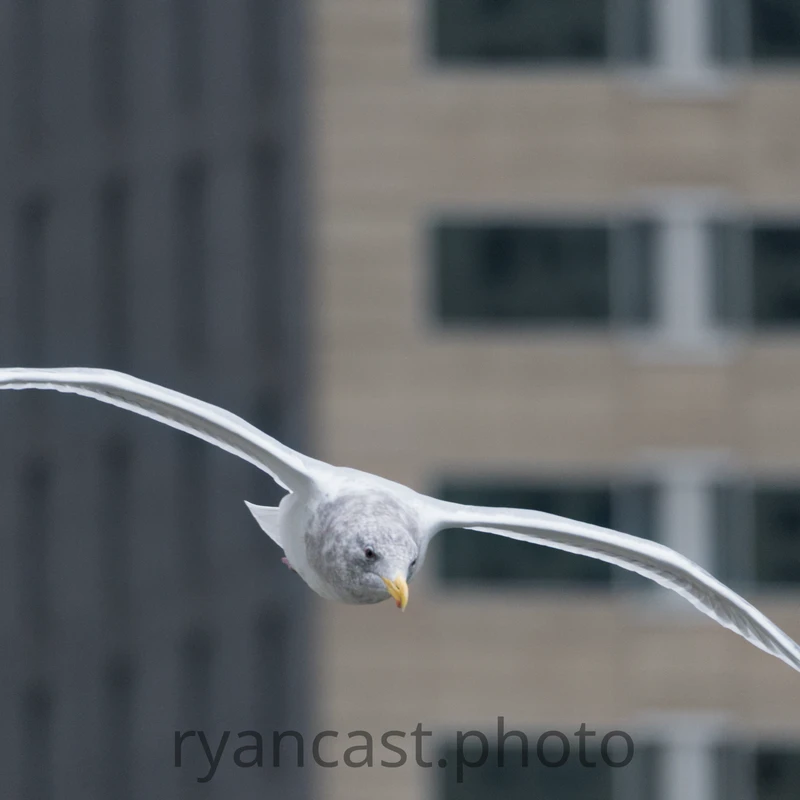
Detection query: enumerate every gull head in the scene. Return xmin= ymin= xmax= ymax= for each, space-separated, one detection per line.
xmin=305 ymin=491 xmax=424 ymax=609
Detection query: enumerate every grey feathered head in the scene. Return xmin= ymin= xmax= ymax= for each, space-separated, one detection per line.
xmin=305 ymin=491 xmax=423 ymax=608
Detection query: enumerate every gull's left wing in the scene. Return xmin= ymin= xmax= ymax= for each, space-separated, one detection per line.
xmin=0 ymin=367 xmax=330 ymax=493
xmin=421 ymin=496 xmax=800 ymax=674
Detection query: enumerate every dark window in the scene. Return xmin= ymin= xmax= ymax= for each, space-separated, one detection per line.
xmin=712 ymin=0 xmax=800 ymax=63
xmin=712 ymin=221 xmax=800 ymax=328
xmin=434 ymin=219 xmax=655 ymax=327
xmin=433 ymin=0 xmax=609 ymax=64
xmin=714 ymin=483 xmax=800 ymax=587
xmin=439 ymin=739 xmax=616 ymax=800
xmin=753 ymin=488 xmax=800 ymax=585
xmin=718 ymin=744 xmax=800 ymax=800
xmin=436 ymin=480 xmax=656 ymax=586
xmin=750 ymin=0 xmax=800 ymax=60
xmin=751 ymin=226 xmax=800 ymax=325
xmin=754 ymin=747 xmax=800 ymax=800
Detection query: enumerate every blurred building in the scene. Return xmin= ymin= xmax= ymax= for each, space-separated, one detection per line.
xmin=313 ymin=1 xmax=800 ymax=799
xmin=0 ymin=1 xmax=311 ymax=799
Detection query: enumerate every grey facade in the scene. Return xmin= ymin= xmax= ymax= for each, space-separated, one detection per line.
xmin=0 ymin=2 xmax=312 ymax=798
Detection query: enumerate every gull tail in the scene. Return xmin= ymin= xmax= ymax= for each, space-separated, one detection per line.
xmin=245 ymin=502 xmax=282 ymax=547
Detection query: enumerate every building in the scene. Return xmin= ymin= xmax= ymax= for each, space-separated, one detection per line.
xmin=0 ymin=1 xmax=311 ymax=798
xmin=313 ymin=1 xmax=800 ymax=799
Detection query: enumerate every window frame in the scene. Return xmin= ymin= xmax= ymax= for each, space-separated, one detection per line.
xmin=426 ymin=209 xmax=659 ymax=336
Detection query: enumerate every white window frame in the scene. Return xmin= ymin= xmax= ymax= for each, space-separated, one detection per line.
xmin=622 ymin=189 xmax=744 ymax=363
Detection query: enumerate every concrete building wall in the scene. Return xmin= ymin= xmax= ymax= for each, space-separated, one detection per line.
xmin=311 ymin=2 xmax=800 ymax=799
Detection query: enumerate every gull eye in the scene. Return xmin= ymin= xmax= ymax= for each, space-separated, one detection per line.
xmin=409 ymin=557 xmax=418 ymax=576
xmin=364 ymin=547 xmax=376 ymax=560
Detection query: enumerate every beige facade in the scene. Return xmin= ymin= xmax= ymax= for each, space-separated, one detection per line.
xmin=310 ymin=1 xmax=800 ymax=799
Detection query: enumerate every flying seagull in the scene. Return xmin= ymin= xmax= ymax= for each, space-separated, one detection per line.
xmin=1 ymin=367 xmax=800 ymax=674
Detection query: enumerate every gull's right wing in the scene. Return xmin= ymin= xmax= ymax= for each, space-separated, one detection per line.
xmin=0 ymin=367 xmax=330 ymax=493
xmin=418 ymin=495 xmax=800 ymax=674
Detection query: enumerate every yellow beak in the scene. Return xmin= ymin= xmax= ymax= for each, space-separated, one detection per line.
xmin=381 ymin=574 xmax=409 ymax=611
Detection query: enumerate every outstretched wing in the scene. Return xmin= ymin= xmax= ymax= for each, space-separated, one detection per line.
xmin=421 ymin=496 xmax=800 ymax=673
xmin=0 ymin=367 xmax=328 ymax=493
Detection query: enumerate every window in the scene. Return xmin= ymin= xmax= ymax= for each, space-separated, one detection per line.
xmin=433 ymin=219 xmax=656 ymax=328
xmin=752 ymin=227 xmax=800 ymax=325
xmin=718 ymin=743 xmax=800 ymax=800
xmin=715 ymin=483 xmax=800 ymax=588
xmin=750 ymin=0 xmax=800 ymax=61
xmin=433 ymin=0 xmax=615 ymax=65
xmin=436 ymin=480 xmax=657 ymax=586
xmin=438 ymin=737 xmax=657 ymax=800
xmin=432 ymin=0 xmax=800 ymax=70
xmin=437 ymin=469 xmax=800 ymax=593
xmin=714 ymin=221 xmax=800 ymax=329
xmin=433 ymin=210 xmax=800 ymax=347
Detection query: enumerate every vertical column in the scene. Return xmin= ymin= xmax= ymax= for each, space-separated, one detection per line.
xmin=661 ymin=464 xmax=715 ymax=571
xmin=654 ymin=0 xmax=714 ymax=77
xmin=655 ymin=196 xmax=717 ymax=349
xmin=661 ymin=719 xmax=721 ymax=800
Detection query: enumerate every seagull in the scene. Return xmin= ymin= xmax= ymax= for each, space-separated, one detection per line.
xmin=1 ymin=366 xmax=800 ymax=674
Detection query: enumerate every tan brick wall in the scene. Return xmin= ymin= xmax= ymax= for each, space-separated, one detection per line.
xmin=310 ymin=1 xmax=800 ymax=798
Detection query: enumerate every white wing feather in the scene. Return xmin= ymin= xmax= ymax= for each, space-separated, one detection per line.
xmin=0 ymin=367 xmax=327 ymax=492
xmin=424 ymin=498 xmax=800 ymax=673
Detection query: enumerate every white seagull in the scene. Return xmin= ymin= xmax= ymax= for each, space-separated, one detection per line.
xmin=1 ymin=367 xmax=800 ymax=674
